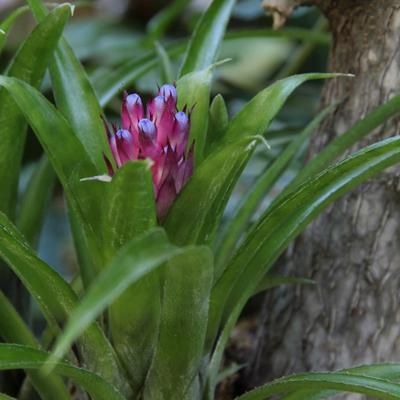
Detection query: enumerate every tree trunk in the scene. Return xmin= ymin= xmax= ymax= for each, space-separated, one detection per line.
xmin=247 ymin=0 xmax=400 ymax=395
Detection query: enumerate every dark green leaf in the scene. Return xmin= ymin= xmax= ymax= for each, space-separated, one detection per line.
xmin=0 ymin=6 xmax=29 ymax=55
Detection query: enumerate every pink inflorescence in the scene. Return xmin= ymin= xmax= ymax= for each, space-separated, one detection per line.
xmin=105 ymin=84 xmax=193 ymax=219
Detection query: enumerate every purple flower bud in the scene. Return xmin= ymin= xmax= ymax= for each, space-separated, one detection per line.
xmin=107 ymin=83 xmax=193 ymax=219
xmin=122 ymin=93 xmax=143 ymax=130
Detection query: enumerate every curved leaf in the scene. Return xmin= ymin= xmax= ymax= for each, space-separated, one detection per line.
xmin=235 ymin=372 xmax=400 ymax=400
xmin=0 ymin=6 xmax=29 ymax=55
xmin=220 ymin=73 xmax=350 ymax=144
xmin=179 ymin=0 xmax=236 ymax=76
xmin=0 ymin=344 xmax=125 ymax=400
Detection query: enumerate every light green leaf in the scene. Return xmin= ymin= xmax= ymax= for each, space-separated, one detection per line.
xmin=164 ymin=137 xmax=258 ymax=247
xmin=0 ymin=211 xmax=128 ymax=392
xmin=177 ymin=67 xmax=212 ymax=165
xmin=144 ymin=247 xmax=213 ymax=400
xmin=221 ymin=73 xmax=350 ymax=143
xmin=180 ymin=0 xmax=236 ymax=76
xmin=49 ymin=228 xmax=189 ymax=367
xmin=235 ymin=372 xmax=400 ymax=400
xmin=0 ymin=4 xmax=71 ymax=219
xmin=215 ymin=105 xmax=335 ymax=273
xmin=0 ymin=292 xmax=70 ymax=400
xmin=0 ymin=344 xmax=125 ymax=400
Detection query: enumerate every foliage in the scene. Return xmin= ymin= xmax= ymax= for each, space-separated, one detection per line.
xmin=0 ymin=1 xmax=399 ymax=400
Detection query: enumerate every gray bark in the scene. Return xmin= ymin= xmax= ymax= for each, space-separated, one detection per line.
xmin=247 ymin=1 xmax=400 ymax=396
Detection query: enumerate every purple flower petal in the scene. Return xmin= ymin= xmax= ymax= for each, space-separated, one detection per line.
xmin=122 ymin=93 xmax=144 ymax=130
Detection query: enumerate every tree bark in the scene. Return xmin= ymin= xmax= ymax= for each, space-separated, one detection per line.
xmin=247 ymin=1 xmax=400 ymax=396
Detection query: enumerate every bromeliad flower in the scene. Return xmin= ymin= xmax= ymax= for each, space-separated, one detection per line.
xmin=105 ymin=84 xmax=193 ymax=219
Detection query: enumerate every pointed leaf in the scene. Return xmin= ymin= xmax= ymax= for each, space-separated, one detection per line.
xmin=0 ymin=6 xmax=29 ymax=55
xmin=207 ymin=93 xmax=229 ymax=150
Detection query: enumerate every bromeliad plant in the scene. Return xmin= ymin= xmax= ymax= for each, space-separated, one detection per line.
xmin=1 ymin=1 xmax=400 ymax=400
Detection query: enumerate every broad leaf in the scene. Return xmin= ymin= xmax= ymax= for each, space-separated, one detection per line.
xmin=0 ymin=344 xmax=125 ymax=400
xmin=144 ymin=247 xmax=213 ymax=400
xmin=179 ymin=0 xmax=236 ymax=76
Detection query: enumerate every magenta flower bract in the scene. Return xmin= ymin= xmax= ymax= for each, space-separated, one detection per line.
xmin=105 ymin=84 xmax=193 ymax=219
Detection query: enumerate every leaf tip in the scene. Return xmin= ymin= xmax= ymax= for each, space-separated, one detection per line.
xmin=0 ymin=29 xmax=5 ymax=36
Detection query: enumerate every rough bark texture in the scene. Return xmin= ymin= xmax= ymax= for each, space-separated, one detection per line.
xmin=246 ymin=1 xmax=400 ymax=397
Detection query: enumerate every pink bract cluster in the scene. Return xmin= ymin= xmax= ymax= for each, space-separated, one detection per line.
xmin=105 ymin=84 xmax=193 ymax=219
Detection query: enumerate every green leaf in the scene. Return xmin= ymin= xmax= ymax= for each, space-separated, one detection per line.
xmin=0 ymin=4 xmax=71 ymax=219
xmin=102 ymin=162 xmax=158 ymax=394
xmin=176 ymin=68 xmax=212 ymax=165
xmin=221 ymin=73 xmax=350 ymax=143
xmin=179 ymin=0 xmax=236 ymax=76
xmin=27 ymin=0 xmax=110 ymax=172
xmin=164 ymin=137 xmax=258 ymax=247
xmin=235 ymin=372 xmax=400 ymax=400
xmin=49 ymin=228 xmax=188 ymax=367
xmin=0 ymin=292 xmax=70 ymax=400
xmin=16 ymin=156 xmax=55 ymax=247
xmin=208 ymin=135 xmax=400 ymax=347
xmin=0 ymin=6 xmax=29 ymax=55
xmin=0 ymin=212 xmax=128 ymax=392
xmin=144 ymin=247 xmax=213 ymax=400
xmin=207 ymin=93 xmax=229 ymax=150
xmin=281 ymin=364 xmax=400 ymax=400
xmin=215 ymin=105 xmax=335 ymax=273
xmin=280 ymin=92 xmax=400 ymax=197
xmin=0 ymin=344 xmax=125 ymax=400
